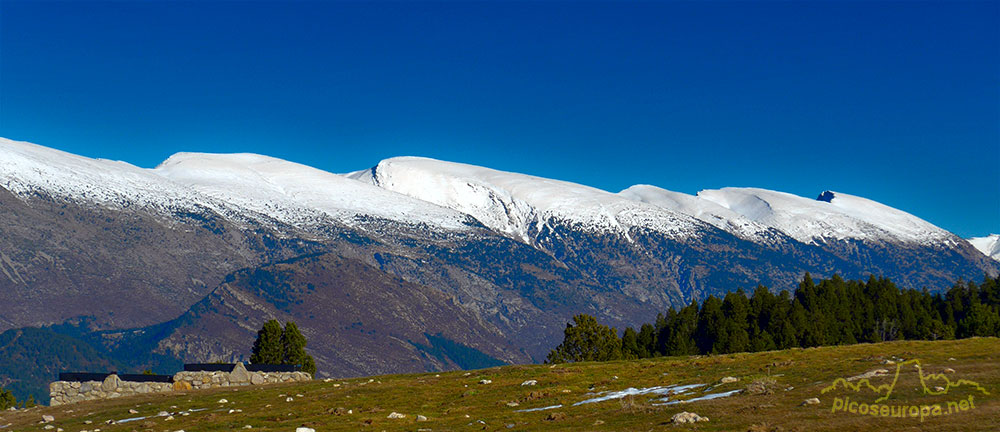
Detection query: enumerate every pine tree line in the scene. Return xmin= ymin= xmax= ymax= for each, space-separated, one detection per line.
xmin=622 ymin=274 xmax=1000 ymax=359
xmin=547 ymin=275 xmax=1000 ymax=363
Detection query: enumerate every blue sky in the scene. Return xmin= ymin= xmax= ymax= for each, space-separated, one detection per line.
xmin=1 ymin=1 xmax=997 ymax=237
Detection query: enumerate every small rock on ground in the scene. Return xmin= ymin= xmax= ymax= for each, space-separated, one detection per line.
xmin=521 ymin=380 xmax=537 ymax=386
xmin=720 ymin=376 xmax=739 ymax=384
xmin=545 ymin=412 xmax=566 ymax=421
xmin=801 ymin=398 xmax=821 ymax=406
xmin=387 ymin=412 xmax=406 ymax=419
xmin=671 ymin=411 xmax=709 ymax=424
xmin=479 ymin=379 xmax=492 ymax=384
xmin=416 ymin=415 xmax=428 ymax=421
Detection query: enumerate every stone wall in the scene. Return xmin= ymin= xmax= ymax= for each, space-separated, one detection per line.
xmin=49 ymin=363 xmax=311 ymax=406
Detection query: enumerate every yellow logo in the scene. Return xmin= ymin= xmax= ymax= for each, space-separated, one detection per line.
xmin=820 ymin=359 xmax=989 ymax=421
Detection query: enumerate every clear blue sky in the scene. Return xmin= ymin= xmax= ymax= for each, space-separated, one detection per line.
xmin=1 ymin=1 xmax=997 ymax=237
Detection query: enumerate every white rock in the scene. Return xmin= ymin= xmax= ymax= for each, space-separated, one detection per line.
xmin=520 ymin=380 xmax=537 ymax=386
xmin=479 ymin=379 xmax=492 ymax=385
xmin=157 ymin=411 xmax=170 ymax=417
xmin=387 ymin=412 xmax=406 ymax=419
xmin=416 ymin=415 xmax=428 ymax=422
xmin=295 ymin=428 xmax=315 ymax=432
xmin=944 ymin=368 xmax=956 ymax=373
xmin=286 ymin=397 xmax=294 ymax=402
xmin=218 ymin=398 xmax=229 ymax=404
xmin=671 ymin=411 xmax=709 ymax=424
xmin=128 ymin=409 xmax=138 ymax=414
xmin=720 ymin=376 xmax=739 ymax=384
xmin=802 ymin=398 xmax=821 ymax=406
xmin=847 ymin=369 xmax=889 ymax=381
xmin=42 ymin=415 xmax=55 ymax=423
xmin=164 ymin=415 xmax=174 ymax=421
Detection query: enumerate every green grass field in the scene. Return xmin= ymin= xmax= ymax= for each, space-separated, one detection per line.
xmin=2 ymin=338 xmax=997 ymax=431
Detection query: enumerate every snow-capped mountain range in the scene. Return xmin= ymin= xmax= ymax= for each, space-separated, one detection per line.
xmin=0 ymin=138 xmax=983 ymax=255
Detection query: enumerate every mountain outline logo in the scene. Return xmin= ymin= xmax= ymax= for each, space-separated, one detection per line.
xmin=821 ymin=359 xmax=989 ymax=403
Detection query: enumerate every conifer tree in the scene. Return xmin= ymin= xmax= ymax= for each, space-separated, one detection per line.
xmin=720 ymin=291 xmax=750 ymax=353
xmin=0 ymin=387 xmax=14 ymax=410
xmin=281 ymin=321 xmax=317 ymax=376
xmin=637 ymin=323 xmax=657 ymax=358
xmin=695 ymin=296 xmax=725 ymax=354
xmin=250 ymin=320 xmax=284 ymax=365
xmin=621 ymin=327 xmax=640 ymax=359
xmin=546 ymin=314 xmax=623 ymax=363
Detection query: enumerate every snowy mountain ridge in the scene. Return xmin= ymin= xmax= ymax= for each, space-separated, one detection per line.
xmin=0 ymin=138 xmax=475 ymax=233
xmin=695 ymin=188 xmax=955 ymax=246
xmin=0 ymin=137 xmax=980 ymax=249
xmin=347 ymin=156 xmax=706 ymax=243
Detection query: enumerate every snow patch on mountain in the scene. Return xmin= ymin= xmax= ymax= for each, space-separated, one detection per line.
xmin=697 ymin=188 xmax=953 ymax=245
xmin=347 ymin=157 xmax=704 ymax=243
xmin=968 ymin=234 xmax=1000 ymax=261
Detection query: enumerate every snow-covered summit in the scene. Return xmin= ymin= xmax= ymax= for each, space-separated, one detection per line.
xmin=347 ymin=156 xmax=703 ymax=242
xmin=618 ymin=184 xmax=779 ymax=242
xmin=968 ymin=234 xmax=1000 ymax=262
xmin=0 ymin=138 xmax=472 ymax=232
xmin=696 ymin=188 xmax=954 ymax=245
xmin=154 ymin=152 xmax=473 ymax=231
xmin=0 ymin=137 xmax=218 ymax=212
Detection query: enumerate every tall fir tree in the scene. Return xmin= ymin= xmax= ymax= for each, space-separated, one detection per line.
xmin=621 ymin=327 xmax=641 ymax=359
xmin=281 ymin=321 xmax=317 ymax=376
xmin=250 ymin=319 xmax=284 ymax=365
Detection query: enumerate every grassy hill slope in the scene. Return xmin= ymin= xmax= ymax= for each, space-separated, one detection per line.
xmin=1 ymin=338 xmax=997 ymax=431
